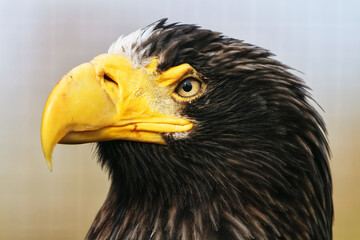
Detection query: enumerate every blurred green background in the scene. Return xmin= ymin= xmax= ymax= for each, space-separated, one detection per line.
xmin=1 ymin=0 xmax=359 ymax=239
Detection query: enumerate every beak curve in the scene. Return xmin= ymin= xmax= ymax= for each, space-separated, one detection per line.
xmin=41 ymin=57 xmax=193 ymax=171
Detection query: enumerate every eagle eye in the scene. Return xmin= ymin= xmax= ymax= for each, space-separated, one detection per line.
xmin=174 ymin=77 xmax=203 ymax=99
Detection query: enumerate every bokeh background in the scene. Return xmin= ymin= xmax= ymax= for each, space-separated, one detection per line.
xmin=1 ymin=0 xmax=359 ymax=239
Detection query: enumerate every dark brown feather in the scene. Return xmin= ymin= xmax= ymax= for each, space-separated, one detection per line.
xmin=86 ymin=20 xmax=332 ymax=240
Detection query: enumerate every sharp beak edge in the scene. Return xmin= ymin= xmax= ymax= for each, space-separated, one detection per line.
xmin=41 ymin=60 xmax=193 ymax=171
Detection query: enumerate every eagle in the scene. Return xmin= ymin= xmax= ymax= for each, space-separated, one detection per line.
xmin=41 ymin=19 xmax=333 ymax=240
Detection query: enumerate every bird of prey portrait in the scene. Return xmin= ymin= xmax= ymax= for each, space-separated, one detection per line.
xmin=41 ymin=19 xmax=333 ymax=240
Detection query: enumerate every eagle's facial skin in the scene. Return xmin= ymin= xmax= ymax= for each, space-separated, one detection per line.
xmin=41 ymin=19 xmax=333 ymax=240
xmin=41 ymin=54 xmax=202 ymax=169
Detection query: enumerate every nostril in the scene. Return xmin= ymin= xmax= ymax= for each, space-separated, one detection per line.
xmin=104 ymin=73 xmax=118 ymax=85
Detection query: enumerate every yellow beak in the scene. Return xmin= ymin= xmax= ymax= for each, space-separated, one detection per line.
xmin=41 ymin=54 xmax=193 ymax=171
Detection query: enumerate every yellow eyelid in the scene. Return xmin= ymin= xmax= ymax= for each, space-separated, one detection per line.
xmin=158 ymin=63 xmax=195 ymax=87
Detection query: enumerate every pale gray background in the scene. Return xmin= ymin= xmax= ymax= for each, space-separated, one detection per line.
xmin=1 ymin=0 xmax=359 ymax=239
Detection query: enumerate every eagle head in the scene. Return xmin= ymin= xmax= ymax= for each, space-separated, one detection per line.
xmin=41 ymin=19 xmax=332 ymax=239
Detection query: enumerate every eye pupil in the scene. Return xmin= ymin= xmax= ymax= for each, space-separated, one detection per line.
xmin=182 ymin=81 xmax=192 ymax=92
